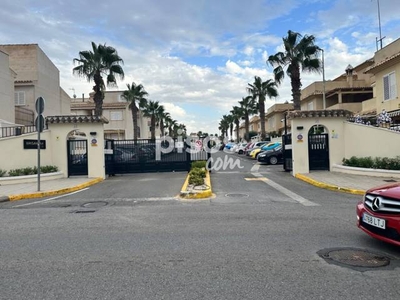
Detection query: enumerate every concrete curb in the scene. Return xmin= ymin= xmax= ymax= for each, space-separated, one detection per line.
xmin=179 ymin=170 xmax=213 ymax=200
xmin=7 ymin=178 xmax=104 ymax=202
xmin=0 ymin=196 xmax=10 ymax=203
xmin=295 ymin=174 xmax=365 ymax=195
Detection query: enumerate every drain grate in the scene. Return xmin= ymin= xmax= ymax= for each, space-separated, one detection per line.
xmin=318 ymin=248 xmax=390 ymax=268
xmin=73 ymin=210 xmax=96 ymax=214
xmin=383 ymin=179 xmax=397 ymax=183
xmin=225 ymin=193 xmax=249 ymax=198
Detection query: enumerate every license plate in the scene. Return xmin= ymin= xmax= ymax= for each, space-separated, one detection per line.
xmin=363 ymin=213 xmax=386 ymax=229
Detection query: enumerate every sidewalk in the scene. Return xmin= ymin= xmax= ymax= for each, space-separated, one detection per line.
xmin=296 ymin=171 xmax=398 ymax=195
xmin=0 ymin=177 xmax=103 ymax=202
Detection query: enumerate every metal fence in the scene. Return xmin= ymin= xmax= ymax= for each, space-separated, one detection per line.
xmin=0 ymin=125 xmax=44 ymax=138
xmin=347 ymin=114 xmax=400 ymax=133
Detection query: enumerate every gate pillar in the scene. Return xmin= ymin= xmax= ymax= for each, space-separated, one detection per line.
xmin=288 ymin=110 xmax=352 ymax=176
xmin=46 ymin=115 xmax=108 ymax=179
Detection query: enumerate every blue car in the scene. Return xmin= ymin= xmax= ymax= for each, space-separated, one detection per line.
xmin=224 ymin=142 xmax=236 ymax=150
xmin=260 ymin=142 xmax=281 ymax=152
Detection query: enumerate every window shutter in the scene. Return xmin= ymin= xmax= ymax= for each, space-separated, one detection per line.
xmin=383 ymin=75 xmax=390 ymax=100
xmin=389 ymin=73 xmax=397 ymax=100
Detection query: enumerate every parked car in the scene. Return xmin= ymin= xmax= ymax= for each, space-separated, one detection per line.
xmin=235 ymin=143 xmax=248 ymax=154
xmin=245 ymin=141 xmax=269 ymax=156
xmin=224 ymin=142 xmax=236 ymax=150
xmin=250 ymin=142 xmax=281 ymax=159
xmin=257 ymin=145 xmax=283 ymax=165
xmin=356 ymin=182 xmax=400 ymax=246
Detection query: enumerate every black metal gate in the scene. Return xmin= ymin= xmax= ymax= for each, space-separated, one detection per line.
xmin=308 ymin=134 xmax=329 ymax=170
xmin=67 ymin=140 xmax=88 ymax=176
xmin=105 ymin=139 xmax=209 ymax=174
xmin=282 ymin=134 xmax=292 ymax=172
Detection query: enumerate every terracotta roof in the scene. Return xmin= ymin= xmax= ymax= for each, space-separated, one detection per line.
xmin=365 ymin=52 xmax=400 ymax=73
xmin=287 ymin=109 xmax=353 ymax=119
xmin=46 ymin=115 xmax=109 ymax=124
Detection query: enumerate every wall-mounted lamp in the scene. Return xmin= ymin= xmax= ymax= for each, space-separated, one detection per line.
xmin=296 ymin=126 xmax=304 ymax=130
xmin=90 ymin=132 xmax=97 ymax=136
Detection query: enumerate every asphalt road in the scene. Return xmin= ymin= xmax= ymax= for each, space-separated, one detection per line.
xmin=1 ymin=150 xmax=400 ymax=300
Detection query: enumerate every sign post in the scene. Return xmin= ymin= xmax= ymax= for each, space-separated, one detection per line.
xmin=35 ymin=97 xmax=45 ymax=191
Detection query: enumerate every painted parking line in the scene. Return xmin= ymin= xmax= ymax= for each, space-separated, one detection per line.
xmin=251 ymin=172 xmax=320 ymax=207
xmin=12 ymin=188 xmax=90 ymax=208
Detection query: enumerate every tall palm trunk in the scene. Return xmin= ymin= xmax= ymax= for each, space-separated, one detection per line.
xmin=244 ymin=113 xmax=249 ymax=141
xmin=151 ymin=116 xmax=156 ymax=140
xmin=93 ymin=72 xmax=103 ymax=116
xmin=259 ymin=95 xmax=266 ymax=140
xmin=291 ymin=65 xmax=302 ymax=110
xmin=132 ymin=105 xmax=138 ymax=141
xmin=160 ymin=119 xmax=165 ymax=136
xmin=235 ymin=120 xmax=240 ymax=143
xmin=229 ymin=124 xmax=233 ymax=141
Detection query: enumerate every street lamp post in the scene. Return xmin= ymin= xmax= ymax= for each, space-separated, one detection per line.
xmin=322 ymin=49 xmax=326 ymax=110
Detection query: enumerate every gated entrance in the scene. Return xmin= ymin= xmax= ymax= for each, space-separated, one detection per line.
xmin=308 ymin=133 xmax=329 ymax=170
xmin=282 ymin=134 xmax=292 ymax=172
xmin=67 ymin=140 xmax=88 ymax=176
xmin=105 ymin=139 xmax=210 ymax=174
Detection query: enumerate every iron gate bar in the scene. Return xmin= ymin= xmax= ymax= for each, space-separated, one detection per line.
xmin=308 ymin=133 xmax=330 ymax=171
xmin=67 ymin=140 xmax=88 ymax=177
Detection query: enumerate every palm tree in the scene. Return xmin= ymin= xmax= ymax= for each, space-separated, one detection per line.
xmin=156 ymin=105 xmax=166 ymax=137
xmin=163 ymin=114 xmax=173 ymax=136
xmin=141 ymin=100 xmax=162 ymax=140
xmin=239 ymin=95 xmax=258 ymax=141
xmin=231 ymin=106 xmax=243 ymax=143
xmin=121 ymin=82 xmax=148 ymax=141
xmin=224 ymin=114 xmax=234 ymax=141
xmin=73 ymin=42 xmax=124 ymax=116
xmin=247 ymin=76 xmax=278 ymax=140
xmin=267 ymin=30 xmax=322 ymax=110
xmin=219 ymin=116 xmax=229 ymax=139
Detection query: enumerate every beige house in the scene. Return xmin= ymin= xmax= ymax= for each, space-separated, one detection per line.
xmin=265 ymin=103 xmax=294 ymax=136
xmin=0 ymin=44 xmax=71 ymax=126
xmin=71 ymin=91 xmax=161 ymax=140
xmin=249 ymin=115 xmax=260 ymax=135
xmin=364 ymin=38 xmax=400 ymax=121
xmin=300 ymin=60 xmax=373 ymax=113
xmin=0 ymin=49 xmax=16 ymax=125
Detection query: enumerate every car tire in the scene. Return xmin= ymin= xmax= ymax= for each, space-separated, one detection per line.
xmin=269 ymin=156 xmax=278 ymax=165
xmin=238 ymin=150 xmax=243 ymax=154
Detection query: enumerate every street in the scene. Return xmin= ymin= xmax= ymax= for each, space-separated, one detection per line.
xmin=0 ymin=151 xmax=399 ymax=300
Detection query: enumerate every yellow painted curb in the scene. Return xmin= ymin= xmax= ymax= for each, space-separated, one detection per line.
xmin=295 ymin=174 xmax=365 ymax=195
xmin=179 ymin=170 xmax=213 ymax=200
xmin=9 ymin=178 xmax=104 ymax=201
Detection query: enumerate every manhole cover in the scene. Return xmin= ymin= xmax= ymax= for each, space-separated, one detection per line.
xmin=225 ymin=193 xmax=249 ymax=198
xmin=73 ymin=210 xmax=96 ymax=214
xmin=81 ymin=201 xmax=108 ymax=208
xmin=319 ymin=248 xmax=390 ymax=268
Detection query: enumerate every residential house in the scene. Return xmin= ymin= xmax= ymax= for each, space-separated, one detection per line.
xmin=300 ymin=60 xmax=374 ymax=113
xmin=0 ymin=49 xmax=15 ymax=125
xmin=71 ymin=91 xmax=161 ymax=140
xmin=0 ymin=44 xmax=71 ymax=125
xmin=364 ymin=37 xmax=400 ymax=122
xmin=265 ymin=103 xmax=294 ymax=136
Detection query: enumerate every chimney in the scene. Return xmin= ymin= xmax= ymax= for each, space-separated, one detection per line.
xmin=345 ymin=64 xmax=354 ymax=87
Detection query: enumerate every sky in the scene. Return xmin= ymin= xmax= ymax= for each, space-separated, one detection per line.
xmin=1 ymin=0 xmax=400 ymax=135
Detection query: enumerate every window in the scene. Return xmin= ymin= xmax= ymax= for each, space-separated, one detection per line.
xmin=307 ymin=101 xmax=314 ymax=110
xmin=110 ymin=111 xmax=123 ymax=121
xmin=383 ymin=72 xmax=397 ymax=101
xmin=14 ymin=91 xmax=25 ymax=106
xmin=118 ymin=94 xmax=125 ymax=102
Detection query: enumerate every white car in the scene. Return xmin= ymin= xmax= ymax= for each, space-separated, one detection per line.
xmin=235 ymin=143 xmax=248 ymax=154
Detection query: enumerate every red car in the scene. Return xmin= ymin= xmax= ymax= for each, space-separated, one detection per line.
xmin=356 ymin=182 xmax=400 ymax=246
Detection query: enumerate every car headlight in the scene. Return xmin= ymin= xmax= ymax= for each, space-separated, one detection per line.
xmin=259 ymin=153 xmax=266 ymax=157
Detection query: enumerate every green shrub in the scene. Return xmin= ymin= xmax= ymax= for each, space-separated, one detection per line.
xmin=191 ymin=161 xmax=207 ymax=169
xmin=7 ymin=165 xmax=59 ymax=176
xmin=190 ymin=168 xmax=206 ymax=178
xmin=343 ymin=156 xmax=400 ymax=170
xmin=189 ymin=174 xmax=204 ymax=186
xmin=0 ymin=169 xmax=6 ymax=177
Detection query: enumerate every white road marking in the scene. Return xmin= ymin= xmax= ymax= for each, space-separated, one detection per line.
xmin=12 ymin=188 xmax=90 ymax=208
xmin=250 ymin=164 xmax=260 ymax=173
xmin=251 ymin=172 xmax=320 ymax=207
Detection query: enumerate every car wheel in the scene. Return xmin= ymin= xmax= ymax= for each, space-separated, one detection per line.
xmin=238 ymin=150 xmax=243 ymax=154
xmin=269 ymin=156 xmax=278 ymax=165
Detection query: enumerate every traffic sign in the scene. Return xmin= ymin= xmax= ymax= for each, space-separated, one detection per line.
xmin=35 ymin=97 xmax=45 ymax=114
xmin=35 ymin=115 xmax=45 ymax=132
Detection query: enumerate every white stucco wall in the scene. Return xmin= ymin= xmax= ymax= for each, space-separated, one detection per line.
xmin=291 ymin=117 xmax=346 ymax=175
